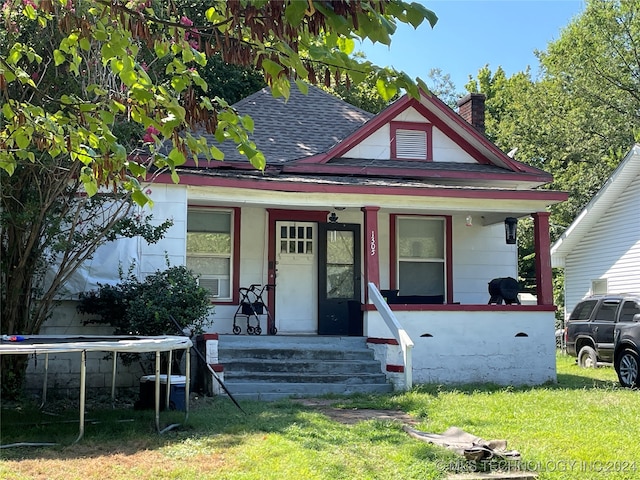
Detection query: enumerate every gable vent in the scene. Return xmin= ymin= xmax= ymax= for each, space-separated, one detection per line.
xmin=198 ymin=277 xmax=220 ymax=297
xmin=396 ymin=129 xmax=426 ymax=159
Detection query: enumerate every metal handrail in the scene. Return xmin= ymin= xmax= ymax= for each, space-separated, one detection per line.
xmin=368 ymin=282 xmax=414 ymax=390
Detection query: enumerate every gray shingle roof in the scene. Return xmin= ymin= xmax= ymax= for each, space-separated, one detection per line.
xmin=212 ymin=85 xmax=373 ymax=164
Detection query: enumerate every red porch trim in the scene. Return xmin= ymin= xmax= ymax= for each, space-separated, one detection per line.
xmin=200 ymin=333 xmax=219 ymax=341
xmin=386 ymin=364 xmax=405 ymax=373
xmin=164 ymin=172 xmax=568 ymax=202
xmin=266 ymin=209 xmax=330 ymax=334
xmin=367 ymin=337 xmax=399 ymax=345
xmin=363 ymin=303 xmax=557 ymax=312
xmin=361 ymin=207 xmax=380 ymax=302
xmin=533 ymin=211 xmax=553 ymax=305
xmin=209 ymin=364 xmax=224 ymax=373
xmin=282 ymin=163 xmax=553 ymax=184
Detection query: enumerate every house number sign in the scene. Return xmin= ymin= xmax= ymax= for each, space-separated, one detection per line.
xmin=370 ymin=230 xmax=376 ymax=256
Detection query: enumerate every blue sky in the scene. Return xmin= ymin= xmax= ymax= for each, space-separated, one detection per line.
xmin=358 ymin=0 xmax=586 ymax=90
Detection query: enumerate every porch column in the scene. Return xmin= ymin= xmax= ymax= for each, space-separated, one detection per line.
xmin=533 ymin=211 xmax=553 ymax=306
xmin=361 ymin=206 xmax=380 ymax=301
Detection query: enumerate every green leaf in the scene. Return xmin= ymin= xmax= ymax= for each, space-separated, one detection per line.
xmin=262 ymin=58 xmax=284 ymax=79
xmin=284 ymin=1 xmax=307 ymax=26
xmin=375 ymin=77 xmax=397 ymax=102
xmin=168 ymin=148 xmax=186 ymax=166
xmin=79 ymin=37 xmax=91 ymax=52
xmin=171 ymin=169 xmax=180 ymax=183
xmin=295 ymin=78 xmax=309 ymax=95
xmin=53 ymin=50 xmax=65 ymax=66
xmin=209 ymin=145 xmax=224 ymax=160
xmin=240 ymin=115 xmax=254 ymax=132
xmin=2 ymin=102 xmax=15 ymax=120
xmin=15 ymin=131 xmax=30 ymax=150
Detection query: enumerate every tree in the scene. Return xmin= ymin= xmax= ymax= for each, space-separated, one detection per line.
xmin=1 ymin=0 xmax=438 ymax=203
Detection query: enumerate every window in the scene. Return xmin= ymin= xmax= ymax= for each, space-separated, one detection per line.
xmin=390 ymin=121 xmax=432 ymax=161
xmin=620 ymin=301 xmax=640 ymax=322
xmin=569 ymin=300 xmax=597 ymax=321
xmin=186 ymin=209 xmax=234 ymax=300
xmin=396 ymin=217 xmax=445 ymax=296
xmin=594 ymin=300 xmax=620 ymax=322
xmin=591 ymin=279 xmax=608 ymax=295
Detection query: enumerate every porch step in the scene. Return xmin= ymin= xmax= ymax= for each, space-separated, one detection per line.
xmin=217 ymin=335 xmax=393 ymax=401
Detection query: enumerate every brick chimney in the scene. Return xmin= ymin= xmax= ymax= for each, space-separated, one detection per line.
xmin=457 ymin=93 xmax=486 ymax=135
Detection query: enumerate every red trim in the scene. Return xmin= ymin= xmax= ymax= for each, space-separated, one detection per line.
xmin=266 ymin=209 xmax=330 ymax=334
xmin=367 ymin=337 xmax=399 ymax=345
xmin=390 ymin=121 xmax=433 ymax=161
xmin=363 ymin=303 xmax=557 ymax=312
xmin=316 ymin=96 xmax=415 ymax=162
xmin=361 ymin=206 xmax=380 ymax=301
xmin=304 ymin=91 xmax=545 ymax=178
xmin=389 ymin=214 xmax=452 ymax=303
xmin=533 ymin=211 xmax=553 ymax=305
xmin=160 ymin=172 xmax=568 ymax=202
xmin=209 ymin=364 xmax=224 ymax=372
xmin=200 ymin=333 xmax=219 ymax=341
xmin=386 ymin=364 xmax=405 ymax=373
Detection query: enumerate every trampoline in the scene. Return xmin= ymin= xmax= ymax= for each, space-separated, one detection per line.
xmin=0 ymin=335 xmax=192 ymax=445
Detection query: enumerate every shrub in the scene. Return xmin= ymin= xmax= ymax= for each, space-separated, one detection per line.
xmin=78 ymin=264 xmax=213 ymax=337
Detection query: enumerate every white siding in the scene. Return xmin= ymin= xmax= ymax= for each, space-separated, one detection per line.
xmin=453 ymin=218 xmax=518 ymax=304
xmin=341 ymin=107 xmax=478 ymax=164
xmin=564 ymin=174 xmax=640 ymax=317
xmin=432 ymin=128 xmax=476 ymax=163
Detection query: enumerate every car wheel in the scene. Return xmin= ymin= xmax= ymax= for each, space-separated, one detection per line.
xmin=578 ymin=345 xmax=598 ymax=368
xmin=616 ymin=348 xmax=640 ymax=388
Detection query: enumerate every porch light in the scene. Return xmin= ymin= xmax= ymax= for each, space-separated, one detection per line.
xmin=328 ymin=212 xmax=339 ymax=223
xmin=505 ymin=217 xmax=518 ymax=244
xmin=465 ymin=215 xmax=473 ymax=227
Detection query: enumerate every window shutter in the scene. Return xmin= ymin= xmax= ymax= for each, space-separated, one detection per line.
xmin=396 ymin=129 xmax=427 ymax=159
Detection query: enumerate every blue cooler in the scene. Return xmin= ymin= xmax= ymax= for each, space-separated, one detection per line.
xmin=138 ymin=374 xmax=187 ymax=411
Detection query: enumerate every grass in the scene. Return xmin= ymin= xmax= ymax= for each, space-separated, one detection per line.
xmin=1 ymin=353 xmax=639 ymax=480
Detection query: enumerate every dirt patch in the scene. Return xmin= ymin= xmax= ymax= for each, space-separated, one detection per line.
xmin=292 ymin=398 xmax=418 ymax=425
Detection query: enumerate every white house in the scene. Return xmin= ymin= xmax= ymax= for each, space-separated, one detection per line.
xmin=34 ymin=86 xmax=567 ymax=395
xmin=551 ymin=144 xmax=640 ymax=318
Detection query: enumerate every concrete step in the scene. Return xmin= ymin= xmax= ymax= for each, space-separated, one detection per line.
xmin=218 ymin=347 xmax=377 ymax=361
xmin=224 ymin=371 xmax=389 ymax=383
xmin=223 ymin=381 xmax=393 ymax=401
xmin=215 ymin=334 xmax=392 ymax=400
xmin=221 ymin=358 xmax=383 ymax=374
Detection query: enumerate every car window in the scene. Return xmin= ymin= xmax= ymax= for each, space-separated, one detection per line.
xmin=569 ymin=300 xmax=598 ymax=321
xmin=593 ymin=300 xmax=620 ymax=322
xmin=619 ymin=301 xmax=640 ymax=322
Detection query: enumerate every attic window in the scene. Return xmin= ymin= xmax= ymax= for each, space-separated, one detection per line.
xmin=390 ymin=121 xmax=432 ymax=161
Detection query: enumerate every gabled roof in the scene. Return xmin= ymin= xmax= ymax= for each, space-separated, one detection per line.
xmin=551 ymin=144 xmax=640 ymax=267
xmin=189 ymin=83 xmax=555 ymax=190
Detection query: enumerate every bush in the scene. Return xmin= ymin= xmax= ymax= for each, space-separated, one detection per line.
xmin=78 ymin=264 xmax=213 ymax=337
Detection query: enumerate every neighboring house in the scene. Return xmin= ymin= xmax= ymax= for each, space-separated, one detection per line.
xmin=35 ymin=86 xmax=567 ymax=393
xmin=551 ymin=144 xmax=640 ymax=319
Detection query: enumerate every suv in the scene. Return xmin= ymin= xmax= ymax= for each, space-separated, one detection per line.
xmin=613 ymin=321 xmax=640 ymax=387
xmin=565 ymin=294 xmax=640 ymax=368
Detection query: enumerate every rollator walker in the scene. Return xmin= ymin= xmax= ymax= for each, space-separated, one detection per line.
xmin=232 ymin=284 xmax=276 ymax=335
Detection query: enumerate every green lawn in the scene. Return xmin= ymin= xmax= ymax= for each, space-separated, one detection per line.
xmin=1 ymin=353 xmax=639 ymax=480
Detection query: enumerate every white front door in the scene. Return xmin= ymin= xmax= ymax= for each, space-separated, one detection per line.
xmin=275 ymin=221 xmax=317 ymax=333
